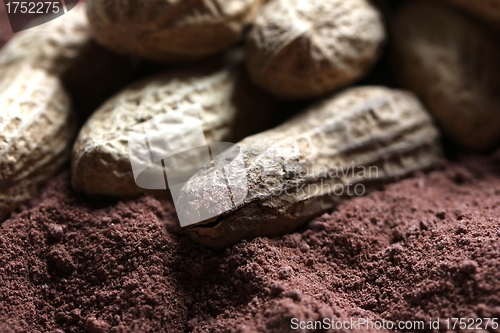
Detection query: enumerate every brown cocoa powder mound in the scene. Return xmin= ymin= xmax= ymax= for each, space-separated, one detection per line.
xmin=0 ymin=154 xmax=499 ymax=333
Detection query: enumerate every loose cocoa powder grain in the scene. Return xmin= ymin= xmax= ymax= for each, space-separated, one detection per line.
xmin=0 ymin=154 xmax=499 ymax=332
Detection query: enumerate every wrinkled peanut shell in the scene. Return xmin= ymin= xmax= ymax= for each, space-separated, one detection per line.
xmin=72 ymin=57 xmax=289 ymax=198
xmin=246 ymin=0 xmax=385 ymax=99
xmin=87 ymin=0 xmax=265 ymax=63
xmin=0 ymin=64 xmax=76 ymax=221
xmin=180 ymin=86 xmax=442 ymax=247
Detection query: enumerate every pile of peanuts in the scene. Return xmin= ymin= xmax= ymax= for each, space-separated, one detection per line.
xmin=0 ymin=0 xmax=498 ymax=247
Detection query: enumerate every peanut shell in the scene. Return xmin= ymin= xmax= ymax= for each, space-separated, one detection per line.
xmin=72 ymin=58 xmax=289 ymax=198
xmin=392 ymin=1 xmax=500 ymax=151
xmin=246 ymin=0 xmax=385 ymax=99
xmin=86 ymin=0 xmax=265 ymax=63
xmin=180 ymin=86 xmax=442 ymax=247
xmin=0 ymin=3 xmax=135 ymax=118
xmin=0 ymin=64 xmax=76 ymax=221
xmin=0 ymin=4 xmax=90 ymax=76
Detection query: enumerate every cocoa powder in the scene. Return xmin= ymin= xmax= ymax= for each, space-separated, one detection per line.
xmin=0 ymin=153 xmax=499 ymax=332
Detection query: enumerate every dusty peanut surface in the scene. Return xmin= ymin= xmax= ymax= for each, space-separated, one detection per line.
xmin=0 ymin=64 xmax=75 ymax=221
xmin=0 ymin=2 xmax=135 ymax=118
xmin=72 ymin=58 xmax=288 ymax=198
xmin=180 ymin=87 xmax=442 ymax=247
xmin=246 ymin=0 xmax=385 ymax=99
xmin=87 ymin=0 xmax=265 ymax=62
xmin=392 ymin=0 xmax=500 ymax=151
xmin=0 ymin=4 xmax=90 ymax=75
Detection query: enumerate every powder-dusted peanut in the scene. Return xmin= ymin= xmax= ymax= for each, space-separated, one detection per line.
xmin=0 ymin=3 xmax=135 ymax=117
xmin=86 ymin=0 xmax=265 ymax=63
xmin=392 ymin=1 xmax=500 ymax=151
xmin=245 ymin=0 xmax=385 ymax=100
xmin=0 ymin=64 xmax=76 ymax=221
xmin=72 ymin=58 xmax=289 ymax=198
xmin=178 ymin=87 xmax=442 ymax=248
xmin=0 ymin=4 xmax=90 ymax=75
